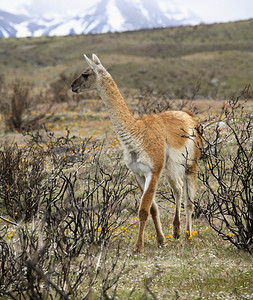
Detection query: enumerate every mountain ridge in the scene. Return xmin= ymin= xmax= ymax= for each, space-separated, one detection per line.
xmin=0 ymin=0 xmax=200 ymax=38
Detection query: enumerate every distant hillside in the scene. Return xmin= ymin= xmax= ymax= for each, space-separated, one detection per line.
xmin=0 ymin=19 xmax=252 ymax=99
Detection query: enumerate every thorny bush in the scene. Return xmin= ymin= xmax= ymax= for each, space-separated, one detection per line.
xmin=197 ymin=87 xmax=253 ymax=253
xmin=0 ymin=142 xmax=47 ymax=221
xmin=0 ymin=129 xmax=137 ymax=299
xmin=0 ymin=78 xmax=50 ymax=131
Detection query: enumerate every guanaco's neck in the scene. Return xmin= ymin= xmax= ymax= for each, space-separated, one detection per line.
xmin=97 ymin=74 xmax=136 ymax=131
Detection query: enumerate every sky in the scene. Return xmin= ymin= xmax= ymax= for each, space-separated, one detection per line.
xmin=0 ymin=0 xmax=253 ymax=23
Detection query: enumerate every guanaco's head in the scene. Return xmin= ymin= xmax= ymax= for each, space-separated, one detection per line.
xmin=71 ymin=54 xmax=107 ymax=93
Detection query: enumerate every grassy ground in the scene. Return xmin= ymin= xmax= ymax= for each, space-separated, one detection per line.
xmin=112 ymin=218 xmax=253 ymax=299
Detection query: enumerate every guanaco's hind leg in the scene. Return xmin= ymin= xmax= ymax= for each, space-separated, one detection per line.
xmin=169 ymin=177 xmax=184 ymax=239
xmin=134 ymin=171 xmax=162 ymax=253
xmin=184 ymin=170 xmax=197 ymax=238
xmin=134 ymin=173 xmax=164 ymax=252
xmin=150 ymin=201 xmax=165 ymax=246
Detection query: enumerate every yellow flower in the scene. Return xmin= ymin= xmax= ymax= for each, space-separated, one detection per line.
xmin=97 ymin=227 xmax=102 ymax=232
xmin=7 ymin=231 xmax=14 ymax=238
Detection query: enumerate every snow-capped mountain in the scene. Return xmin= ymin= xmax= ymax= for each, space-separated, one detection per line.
xmin=0 ymin=0 xmax=201 ymax=38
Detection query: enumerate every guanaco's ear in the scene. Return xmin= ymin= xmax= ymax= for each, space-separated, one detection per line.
xmin=92 ymin=54 xmax=101 ymax=65
xmin=84 ymin=54 xmax=98 ymax=74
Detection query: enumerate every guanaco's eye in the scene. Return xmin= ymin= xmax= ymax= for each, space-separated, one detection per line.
xmin=82 ymin=73 xmax=89 ymax=80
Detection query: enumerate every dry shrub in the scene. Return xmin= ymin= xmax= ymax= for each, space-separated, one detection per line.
xmin=0 ymin=78 xmax=50 ymax=131
xmin=196 ymin=86 xmax=253 ymax=253
xmin=0 ymin=142 xmax=47 ymax=221
xmin=48 ymin=73 xmax=73 ymax=103
xmin=133 ymin=87 xmax=196 ymax=117
xmin=0 ymin=130 xmax=136 ymax=298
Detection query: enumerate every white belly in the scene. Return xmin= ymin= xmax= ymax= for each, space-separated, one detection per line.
xmin=123 ymin=149 xmax=153 ymax=192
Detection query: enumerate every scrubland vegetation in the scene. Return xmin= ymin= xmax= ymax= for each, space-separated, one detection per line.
xmin=0 ymin=20 xmax=253 ymax=299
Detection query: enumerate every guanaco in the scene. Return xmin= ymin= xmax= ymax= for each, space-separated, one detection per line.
xmin=71 ymin=54 xmax=202 ymax=253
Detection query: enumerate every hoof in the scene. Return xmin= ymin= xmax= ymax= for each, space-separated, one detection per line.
xmin=134 ymin=248 xmax=142 ymax=254
xmin=173 ymin=233 xmax=180 ymax=239
xmin=157 ymin=235 xmax=165 ymax=247
xmin=134 ymin=243 xmax=143 ymax=253
xmin=173 ymin=224 xmax=181 ymax=239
